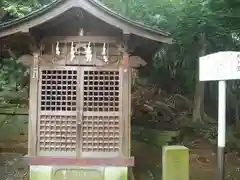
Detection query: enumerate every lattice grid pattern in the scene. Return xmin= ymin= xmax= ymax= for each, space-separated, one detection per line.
xmin=82 ymin=116 xmax=120 ymax=152
xmin=83 ymin=70 xmax=120 ymax=112
xmin=37 ymin=68 xmax=123 ymax=155
xmin=39 ymin=115 xmax=77 ymax=152
xmin=40 ymin=69 xmax=77 ymax=111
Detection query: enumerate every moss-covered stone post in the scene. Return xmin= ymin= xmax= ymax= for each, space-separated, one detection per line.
xmin=162 ymin=146 xmax=189 ymax=180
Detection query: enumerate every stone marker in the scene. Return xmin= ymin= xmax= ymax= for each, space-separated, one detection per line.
xmin=162 ymin=146 xmax=189 ymax=180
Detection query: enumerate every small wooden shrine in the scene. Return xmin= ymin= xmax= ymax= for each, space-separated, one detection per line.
xmin=0 ymin=0 xmax=172 ymax=179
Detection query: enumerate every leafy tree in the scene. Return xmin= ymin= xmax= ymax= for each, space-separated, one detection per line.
xmin=101 ymin=0 xmax=240 ymax=123
xmin=0 ymin=0 xmax=52 ymax=135
xmin=0 ymin=0 xmax=53 ymax=22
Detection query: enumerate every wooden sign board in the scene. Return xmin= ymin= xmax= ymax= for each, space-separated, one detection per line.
xmin=199 ymin=51 xmax=240 ymax=81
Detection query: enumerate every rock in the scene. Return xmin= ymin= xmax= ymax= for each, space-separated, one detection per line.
xmin=174 ymin=94 xmax=191 ymax=112
xmin=0 ymin=153 xmax=28 ymax=180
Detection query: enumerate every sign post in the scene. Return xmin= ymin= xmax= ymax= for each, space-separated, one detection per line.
xmin=199 ymin=51 xmax=240 ymax=180
xmin=217 ymin=80 xmax=226 ymax=180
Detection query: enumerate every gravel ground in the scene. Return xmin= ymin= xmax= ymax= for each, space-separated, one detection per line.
xmin=0 ymin=153 xmax=28 ymax=180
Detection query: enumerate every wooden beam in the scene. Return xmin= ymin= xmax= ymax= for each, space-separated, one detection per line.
xmin=122 ymin=33 xmax=131 ymax=52
xmin=42 ymin=36 xmax=120 ymax=43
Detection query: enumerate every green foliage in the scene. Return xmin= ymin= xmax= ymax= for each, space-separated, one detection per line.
xmin=0 ymin=58 xmax=29 ymax=136
xmin=132 ymin=126 xmax=180 ymax=147
xmin=101 ymin=0 xmax=240 ymax=95
xmin=2 ymin=1 xmax=33 ymax=18
xmin=0 ymin=114 xmax=28 ymax=141
xmin=1 ymin=0 xmax=53 ymax=22
xmin=0 ymin=0 xmax=51 ymax=138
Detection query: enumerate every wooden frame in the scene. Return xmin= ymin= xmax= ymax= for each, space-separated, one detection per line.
xmin=36 ymin=65 xmax=78 ymax=157
xmin=24 ymin=156 xmax=135 ymax=166
xmin=42 ymin=36 xmax=120 ymax=44
xmin=28 ymin=67 xmax=38 ymax=156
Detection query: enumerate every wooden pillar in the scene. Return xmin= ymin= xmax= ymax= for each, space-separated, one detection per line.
xmin=28 ymin=52 xmax=40 ymax=156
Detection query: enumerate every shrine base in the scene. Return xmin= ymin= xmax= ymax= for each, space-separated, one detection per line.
xmin=29 ymin=165 xmax=128 ymax=180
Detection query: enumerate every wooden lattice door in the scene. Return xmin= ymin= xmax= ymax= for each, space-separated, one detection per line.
xmin=37 ymin=66 xmax=123 ymax=157
xmin=80 ymin=67 xmax=123 ymax=157
xmin=38 ymin=66 xmax=79 ymax=156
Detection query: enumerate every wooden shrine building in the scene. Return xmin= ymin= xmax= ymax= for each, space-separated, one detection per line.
xmin=0 ymin=0 xmax=172 ymax=179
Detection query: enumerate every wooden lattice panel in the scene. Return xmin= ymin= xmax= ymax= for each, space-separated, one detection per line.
xmin=40 ymin=69 xmax=77 ymax=111
xmin=83 ymin=70 xmax=120 ymax=112
xmin=81 ymin=69 xmax=121 ymax=155
xmin=39 ymin=115 xmax=77 ymax=152
xmin=36 ymin=67 xmax=123 ymax=157
xmin=38 ymin=68 xmax=78 ymax=155
xmin=82 ymin=116 xmax=120 ymax=152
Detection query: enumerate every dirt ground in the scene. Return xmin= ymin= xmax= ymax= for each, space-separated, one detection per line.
xmin=185 ymin=137 xmax=240 ymax=180
xmin=132 ymin=137 xmax=240 ymax=180
xmin=0 ymin=134 xmax=240 ymax=180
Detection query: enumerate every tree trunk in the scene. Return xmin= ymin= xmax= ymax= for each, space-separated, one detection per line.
xmin=0 ymin=8 xmax=6 ymax=21
xmin=192 ymin=81 xmax=205 ymax=122
xmin=121 ymin=0 xmax=129 ymax=15
xmin=235 ymin=101 xmax=240 ymax=129
xmin=192 ymin=33 xmax=207 ymax=122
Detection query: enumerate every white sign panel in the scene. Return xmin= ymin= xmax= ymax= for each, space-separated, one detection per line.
xmin=199 ymin=51 xmax=240 ymax=81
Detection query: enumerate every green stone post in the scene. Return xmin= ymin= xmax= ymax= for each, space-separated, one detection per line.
xmin=162 ymin=146 xmax=189 ymax=180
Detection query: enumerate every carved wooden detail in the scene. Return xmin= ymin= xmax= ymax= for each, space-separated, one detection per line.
xmin=36 ymin=36 xmax=122 ymax=67
xmin=17 ymin=36 xmax=146 ymax=69
xmin=18 ymin=53 xmax=146 ymax=68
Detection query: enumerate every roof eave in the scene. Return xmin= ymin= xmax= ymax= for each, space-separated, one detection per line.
xmin=0 ymin=0 xmax=172 ymax=43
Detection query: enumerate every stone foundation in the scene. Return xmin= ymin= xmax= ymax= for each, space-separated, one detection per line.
xmin=30 ymin=165 xmax=128 ymax=180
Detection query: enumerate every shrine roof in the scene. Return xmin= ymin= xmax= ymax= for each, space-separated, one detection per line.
xmin=0 ymin=0 xmax=172 ymax=43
